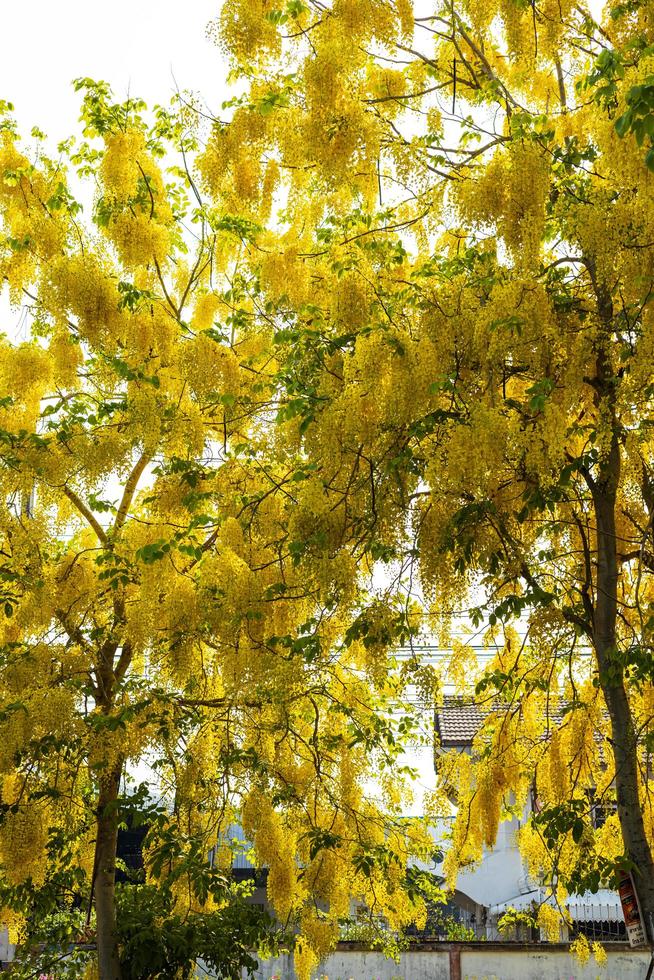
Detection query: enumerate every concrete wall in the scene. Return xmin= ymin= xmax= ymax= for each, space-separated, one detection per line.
xmin=242 ymin=943 xmax=651 ymax=980
xmin=249 ymin=949 xmax=450 ymax=980
xmin=0 ymin=928 xmax=11 ymax=966
xmin=461 ymin=946 xmax=649 ymax=979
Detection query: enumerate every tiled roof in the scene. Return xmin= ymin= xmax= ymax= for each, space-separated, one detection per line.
xmin=435 ymin=695 xmax=488 ymax=746
xmin=435 ymin=695 xmax=595 ymax=749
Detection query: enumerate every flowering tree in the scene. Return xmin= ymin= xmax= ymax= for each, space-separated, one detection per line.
xmin=0 ymin=80 xmax=432 ymax=979
xmin=207 ymin=0 xmax=654 ymax=945
xmin=4 ymin=0 xmax=654 ymax=972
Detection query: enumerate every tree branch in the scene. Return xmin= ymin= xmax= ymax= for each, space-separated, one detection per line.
xmin=114 ymin=451 xmax=152 ymax=533
xmin=63 ymin=487 xmax=108 ymax=544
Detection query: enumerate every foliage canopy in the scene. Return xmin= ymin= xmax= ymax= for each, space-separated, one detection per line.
xmin=208 ymin=0 xmax=654 ymax=946
xmin=0 ymin=72 xmax=431 ymax=980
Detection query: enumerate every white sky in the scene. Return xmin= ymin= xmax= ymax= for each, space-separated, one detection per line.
xmin=0 ymin=0 xmax=225 ymax=147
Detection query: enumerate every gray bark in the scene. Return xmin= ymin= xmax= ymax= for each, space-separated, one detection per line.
xmin=94 ymin=764 xmax=122 ymax=980
xmin=592 ymin=425 xmax=654 ymax=940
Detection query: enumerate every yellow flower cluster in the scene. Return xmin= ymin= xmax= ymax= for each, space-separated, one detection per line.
xmin=569 ymin=933 xmax=590 ymax=966
xmin=109 ymin=210 xmax=170 ymax=269
xmin=180 ymin=333 xmax=242 ymax=400
xmin=457 ymin=142 xmax=549 ymax=267
xmin=241 ymin=789 xmax=306 ymax=921
xmin=293 ymin=938 xmax=319 ymax=980
xmin=0 ymin=777 xmax=49 ymax=887
xmin=259 ymin=247 xmax=310 ymax=306
xmin=191 ymin=292 xmax=221 ymax=332
xmin=44 ymin=252 xmax=126 ymax=346
xmin=198 ymin=109 xmax=267 ymax=213
xmin=217 ymin=0 xmax=282 ymax=61
xmin=101 ymin=131 xmax=150 ymax=202
xmin=99 ymin=129 xmax=173 ymax=269
xmin=537 ymin=903 xmax=563 ymax=943
xmin=0 ymin=135 xmax=70 ymax=292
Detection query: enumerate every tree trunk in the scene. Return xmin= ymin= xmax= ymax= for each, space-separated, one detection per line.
xmin=94 ymin=763 xmax=123 ymax=980
xmin=593 ymin=449 xmax=654 ymax=940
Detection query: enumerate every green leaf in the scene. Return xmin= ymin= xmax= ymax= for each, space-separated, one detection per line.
xmin=572 ymin=818 xmax=584 ymax=843
xmin=614 ymin=110 xmax=633 ymax=137
xmin=299 ymin=413 xmax=315 ymax=435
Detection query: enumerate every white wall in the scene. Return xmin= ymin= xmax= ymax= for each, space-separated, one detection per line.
xmin=237 ymin=946 xmax=650 ymax=980
xmin=419 ymin=812 xmax=530 ymax=910
xmin=455 ymin=816 xmax=527 ymax=908
xmin=246 ymin=949 xmax=450 ymax=980
xmin=461 ymin=947 xmax=649 ymax=980
xmin=0 ymin=928 xmax=10 ymax=964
